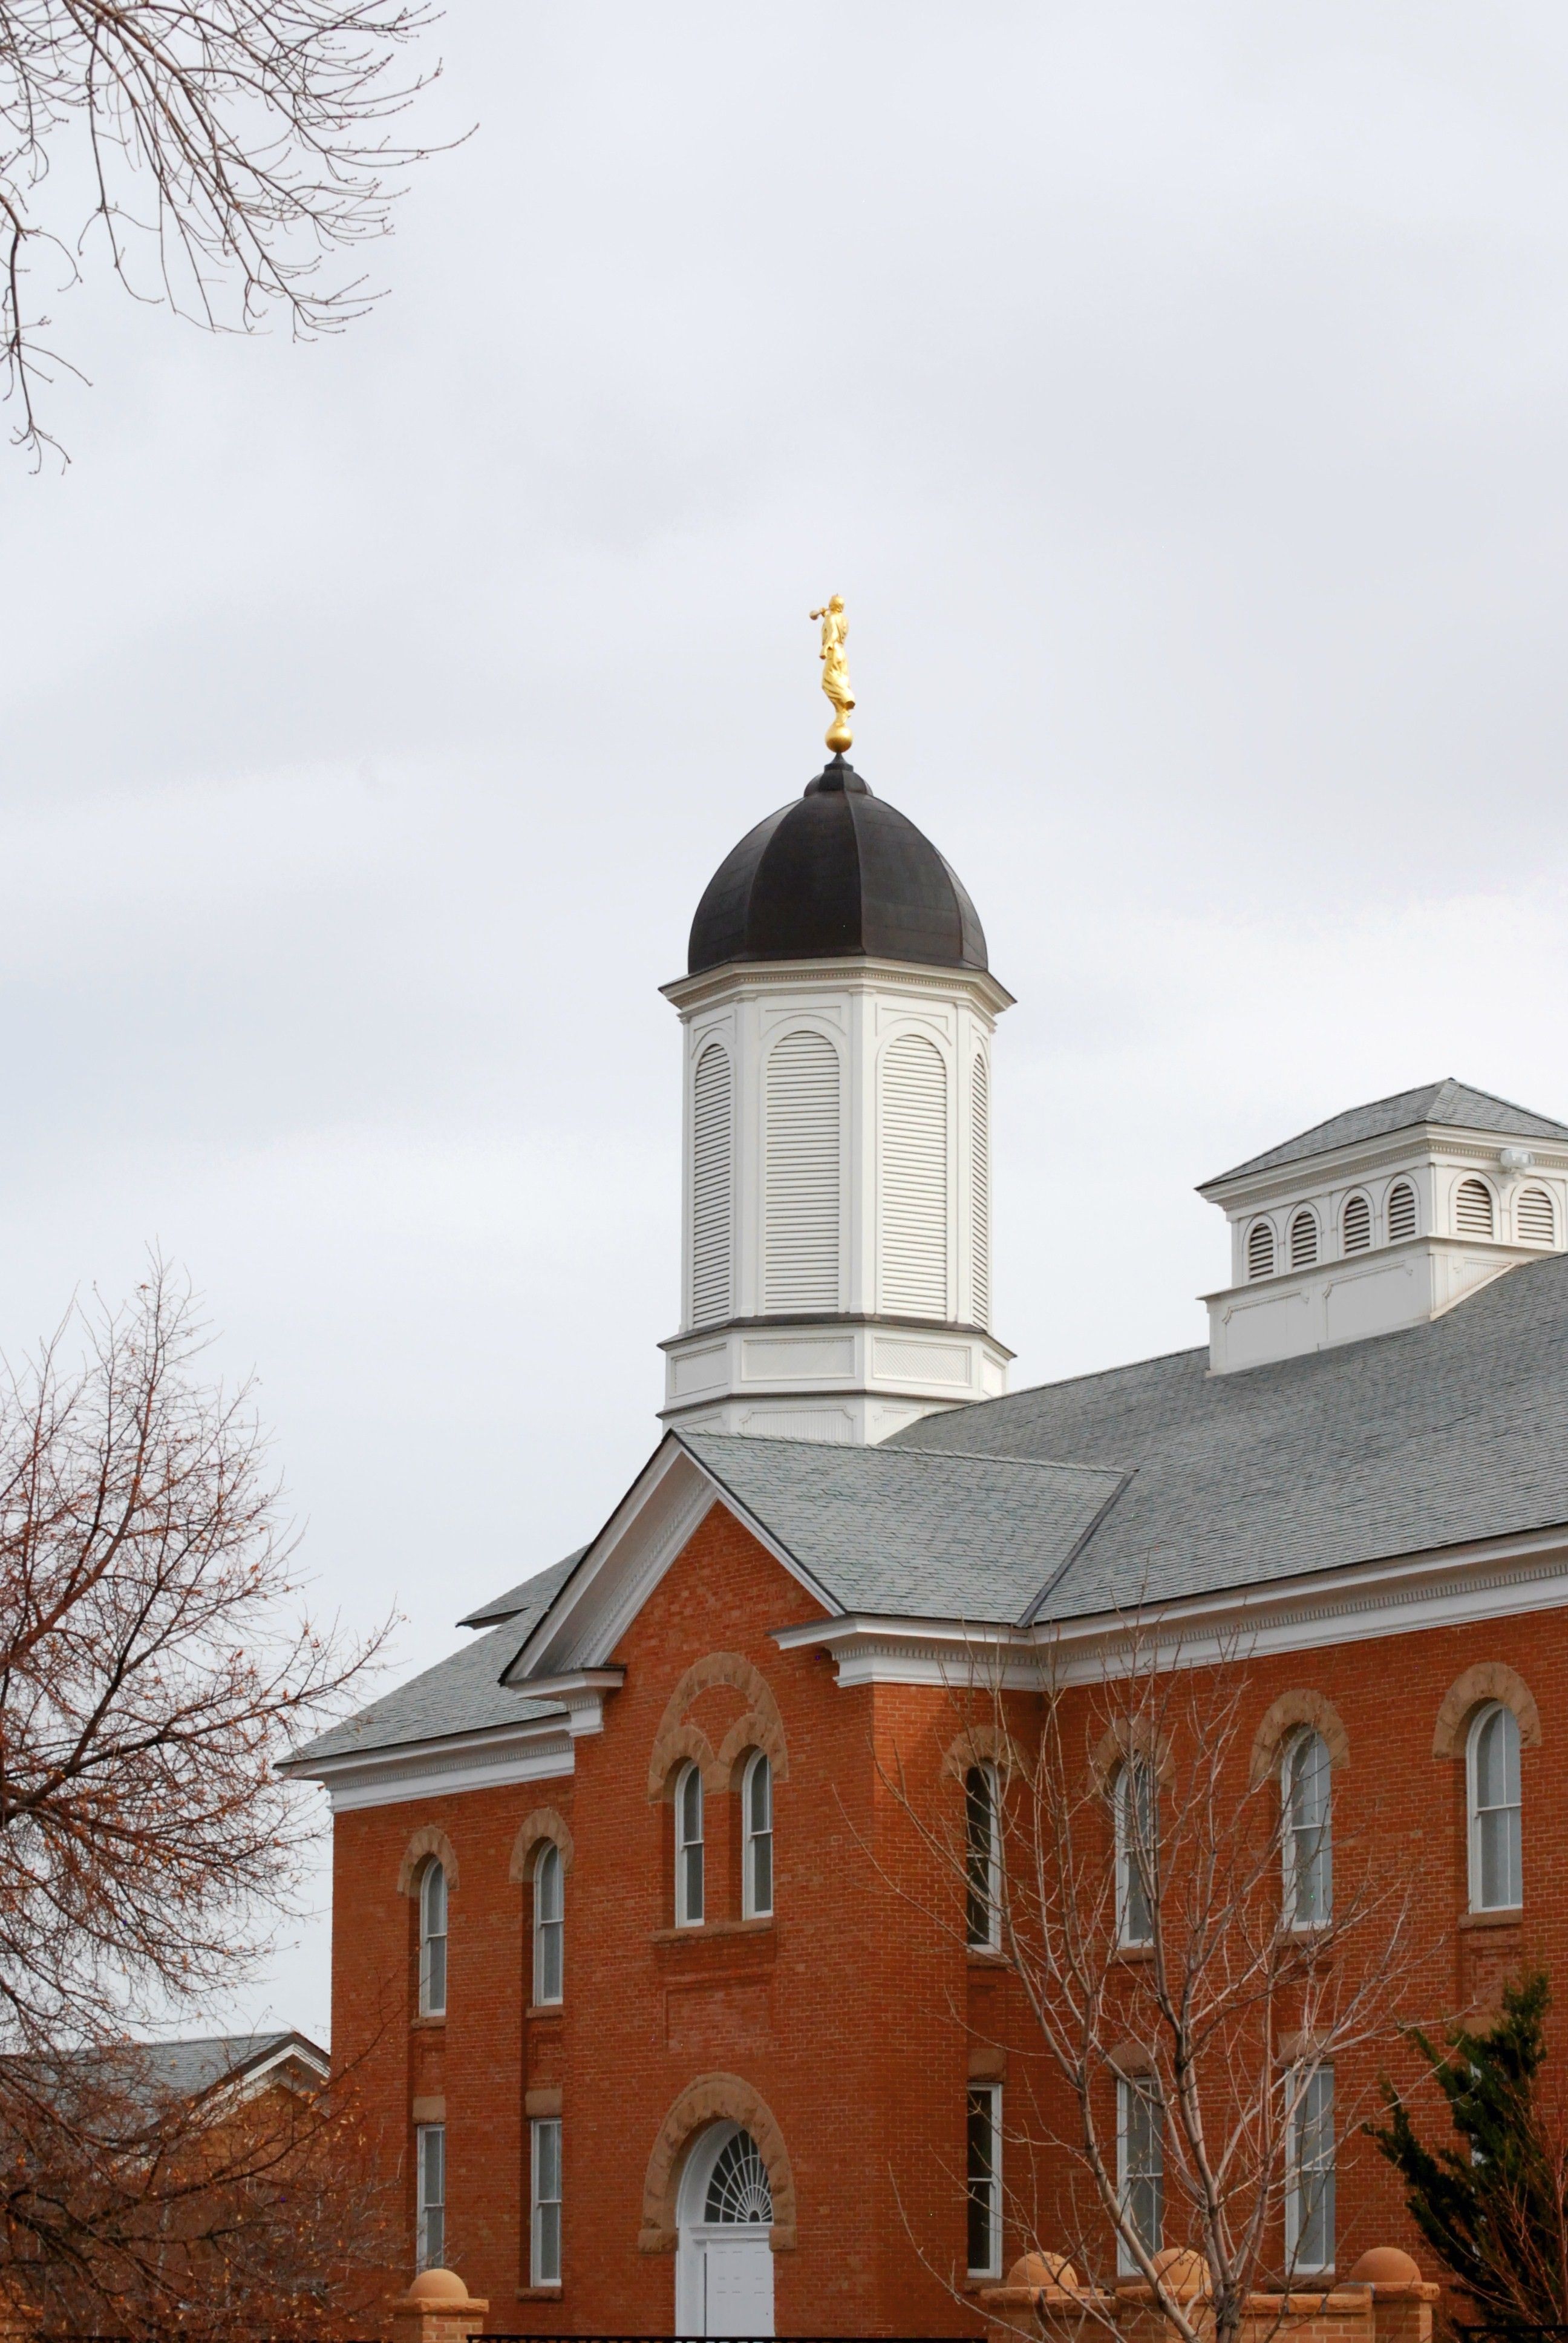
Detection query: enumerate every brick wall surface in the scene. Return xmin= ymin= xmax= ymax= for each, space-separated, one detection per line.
xmin=328 ymin=1502 xmax=1568 ymax=2337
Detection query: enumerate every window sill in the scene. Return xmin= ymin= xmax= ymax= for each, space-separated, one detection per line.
xmin=966 ymin=1945 xmax=1008 ymax=1967
xmin=649 ymin=1917 xmax=776 ymax=1944
xmin=409 ymin=2014 xmax=447 ymax=2031
xmin=961 ymin=2273 xmax=1001 ymax=2292
xmin=526 ymin=2004 xmax=566 ymax=2020
xmin=1460 ymin=1906 xmax=1523 ymax=1930
xmin=516 ymin=2285 xmax=562 ymax=2300
xmin=1116 ymin=1942 xmax=1156 ymax=1964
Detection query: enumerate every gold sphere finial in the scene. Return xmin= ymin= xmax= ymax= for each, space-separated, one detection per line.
xmin=809 ymin=594 xmax=854 ymax=754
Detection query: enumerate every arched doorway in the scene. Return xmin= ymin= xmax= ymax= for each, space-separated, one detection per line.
xmin=675 ymin=2120 xmax=774 ymax=2337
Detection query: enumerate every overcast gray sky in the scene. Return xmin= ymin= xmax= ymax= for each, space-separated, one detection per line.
xmin=6 ymin=1 xmax=1568 ymax=2039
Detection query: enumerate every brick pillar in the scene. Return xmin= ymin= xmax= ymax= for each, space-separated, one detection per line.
xmin=1344 ymin=2246 xmax=1439 ymax=2343
xmin=387 ymin=2266 xmax=489 ymax=2343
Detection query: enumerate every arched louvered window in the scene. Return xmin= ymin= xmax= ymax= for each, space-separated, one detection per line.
xmin=690 ymin=1043 xmax=733 ymax=1327
xmin=879 ymin=1032 xmax=949 ymax=1318
xmin=1246 ymin=1221 xmax=1276 ymax=1282
xmin=1341 ymin=1194 xmax=1371 ymax=1254
xmin=1289 ymin=1209 xmax=1319 ymax=1270
xmin=1387 ymin=1181 xmax=1417 ymax=1244
xmin=1518 ymin=1187 xmax=1556 ymax=1247
xmin=1455 ymin=1178 xmax=1495 ymax=1239
xmin=972 ymin=1055 xmax=991 ymax=1329
xmin=763 ymin=1029 xmax=840 ymax=1311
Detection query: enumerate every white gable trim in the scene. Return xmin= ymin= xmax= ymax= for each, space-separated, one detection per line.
xmin=508 ymin=1436 xmax=839 ymax=1680
xmin=295 ymin=1718 xmax=575 ymax=1812
xmin=771 ymin=1521 xmax=1568 ymax=1688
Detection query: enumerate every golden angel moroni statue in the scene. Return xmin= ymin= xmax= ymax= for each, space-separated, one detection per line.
xmin=810 ymin=595 xmax=855 ymax=753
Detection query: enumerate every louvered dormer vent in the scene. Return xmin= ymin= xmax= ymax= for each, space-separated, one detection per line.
xmin=763 ymin=1029 xmax=841 ymax=1312
xmin=690 ymin=1041 xmax=733 ymax=1326
xmin=1289 ymin=1210 xmax=1318 ymax=1270
xmin=1455 ymin=1178 xmax=1495 ymax=1238
xmin=1247 ymin=1221 xmax=1275 ymax=1280
xmin=1518 ymin=1186 xmax=1557 ymax=1246
xmin=1387 ymin=1181 xmax=1417 ymax=1243
xmin=1342 ymin=1193 xmax=1371 ymax=1253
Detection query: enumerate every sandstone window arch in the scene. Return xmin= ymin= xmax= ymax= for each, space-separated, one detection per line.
xmin=396 ymin=1823 xmax=460 ymax=1898
xmin=1249 ymin=1691 xmax=1350 ymax=1786
xmin=509 ymin=1808 xmax=575 ymax=1881
xmin=1088 ymin=1715 xmax=1171 ymax=1798
xmin=1431 ymin=1662 xmax=1540 ymax=1760
xmin=940 ymin=1722 xmax=1022 ymax=1784
xmin=645 ymin=1651 xmax=790 ymax=1802
xmin=638 ymin=2073 xmax=797 ymax=2255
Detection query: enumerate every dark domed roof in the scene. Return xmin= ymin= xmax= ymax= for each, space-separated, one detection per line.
xmin=687 ymin=755 xmax=988 ymax=977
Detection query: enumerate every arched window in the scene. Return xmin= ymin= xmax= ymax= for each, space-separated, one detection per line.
xmin=763 ymin=1030 xmax=840 ymax=1311
xmin=1246 ymin=1220 xmax=1276 ymax=1281
xmin=964 ymin=1763 xmax=1000 ymax=1951
xmin=1387 ymin=1181 xmax=1417 ymax=1243
xmin=1455 ymin=1177 xmax=1495 ymax=1239
xmin=1518 ymin=1187 xmax=1557 ymax=1247
xmin=675 ymin=1761 xmax=705 ymax=1928
xmin=690 ymin=1042 xmax=733 ymax=1327
xmin=705 ymin=2129 xmax=773 ymax=2224
xmin=1289 ymin=1209 xmax=1319 ymax=1270
xmin=532 ymin=1842 xmax=563 ymax=2005
xmin=419 ymin=1860 xmax=447 ymax=2017
xmin=879 ymin=1032 xmax=949 ymax=1318
xmin=1281 ymin=1728 xmax=1331 ymax=1928
xmin=972 ymin=1055 xmax=991 ymax=1329
xmin=743 ymin=1751 xmax=774 ymax=1919
xmin=1468 ymin=1702 xmax=1521 ymax=1911
xmin=1341 ymin=1193 xmax=1371 ymax=1254
xmin=1114 ymin=1761 xmax=1155 ymax=1948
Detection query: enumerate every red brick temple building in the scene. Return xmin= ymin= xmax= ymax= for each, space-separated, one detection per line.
xmin=289 ymin=736 xmax=1568 ymax=2336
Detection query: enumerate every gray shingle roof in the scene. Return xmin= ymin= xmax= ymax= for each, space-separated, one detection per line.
xmin=895 ymin=1247 xmax=1568 ymax=1617
xmin=288 ymin=1619 xmax=566 ymax=1767
xmin=678 ymin=1430 xmax=1127 ymax=1623
xmin=1203 ymin=1080 xmax=1568 ymax=1187
xmin=458 ymin=1548 xmax=586 ymax=1630
xmin=122 ymin=2032 xmax=326 ymax=2100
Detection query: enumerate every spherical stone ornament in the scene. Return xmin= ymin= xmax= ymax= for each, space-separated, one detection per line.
xmin=406 ymin=2270 xmax=469 ymax=2303
xmin=1347 ymin=2248 xmax=1423 ymax=2288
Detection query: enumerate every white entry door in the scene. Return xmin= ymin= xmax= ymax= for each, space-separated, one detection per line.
xmin=675 ymin=2122 xmax=776 ymax=2338
xmin=699 ymin=2226 xmax=773 ymax=2337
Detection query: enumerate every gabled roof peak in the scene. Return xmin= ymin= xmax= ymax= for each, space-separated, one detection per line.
xmin=1203 ymin=1079 xmax=1568 ymax=1190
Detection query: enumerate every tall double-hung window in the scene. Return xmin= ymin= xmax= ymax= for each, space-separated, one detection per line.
xmin=1285 ymin=2065 xmax=1335 ymax=2275
xmin=1282 ymin=1729 xmax=1332 ymax=1927
xmin=1468 ymin=1702 xmax=1522 ymax=1911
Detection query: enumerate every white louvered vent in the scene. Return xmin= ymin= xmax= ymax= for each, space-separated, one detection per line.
xmin=690 ymin=1042 xmax=733 ymax=1326
xmin=1289 ymin=1208 xmax=1319 ymax=1270
xmin=1455 ymin=1177 xmax=1495 ymax=1238
xmin=1342 ymin=1193 xmax=1371 ymax=1254
xmin=763 ymin=1029 xmax=841 ymax=1311
xmin=1387 ymin=1181 xmax=1417 ymax=1244
xmin=972 ymin=1055 xmax=991 ymax=1329
xmin=1518 ymin=1185 xmax=1557 ymax=1247
xmin=1246 ymin=1220 xmax=1275 ymax=1281
xmin=879 ymin=1032 xmax=949 ymax=1319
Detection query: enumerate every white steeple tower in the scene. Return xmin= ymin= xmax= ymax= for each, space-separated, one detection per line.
xmin=659 ymin=747 xmax=1013 ymax=1444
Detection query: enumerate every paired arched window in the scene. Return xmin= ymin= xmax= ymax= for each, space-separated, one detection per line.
xmin=1341 ymin=1193 xmax=1371 ymax=1254
xmin=964 ymin=1763 xmax=1001 ymax=1951
xmin=743 ymin=1751 xmax=774 ymax=1919
xmin=1387 ymin=1180 xmax=1417 ymax=1242
xmin=675 ymin=1761 xmax=705 ymax=1927
xmin=1455 ymin=1177 xmax=1495 ymax=1239
xmin=1281 ymin=1729 xmax=1331 ymax=1927
xmin=1518 ymin=1186 xmax=1557 ymax=1246
xmin=1468 ymin=1702 xmax=1521 ymax=1911
xmin=532 ymin=1843 xmax=564 ymax=2005
xmin=1289 ymin=1208 xmax=1319 ymax=1270
xmin=1246 ymin=1221 xmax=1276 ymax=1281
xmin=419 ymin=1860 xmax=448 ymax=2017
xmin=1114 ymin=1760 xmax=1155 ymax=1948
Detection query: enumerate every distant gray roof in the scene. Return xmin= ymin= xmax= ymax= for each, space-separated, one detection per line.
xmin=1203 ymin=1080 xmax=1568 ymax=1187
xmin=125 ymin=2031 xmax=327 ymax=2100
xmin=679 ymin=1431 xmax=1127 ymax=1622
xmin=287 ymin=1619 xmax=566 ymax=1768
xmin=897 ymin=1247 xmax=1568 ymax=1618
xmin=459 ymin=1548 xmax=586 ymax=1630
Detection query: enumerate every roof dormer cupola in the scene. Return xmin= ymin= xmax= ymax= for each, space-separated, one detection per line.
xmin=1198 ymin=1080 xmax=1568 ymax=1375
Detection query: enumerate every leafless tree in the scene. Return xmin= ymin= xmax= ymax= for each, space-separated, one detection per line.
xmin=0 ymin=1262 xmax=390 ymax=2327
xmin=888 ymin=1630 xmax=1417 ymax=2343
xmin=0 ymin=0 xmax=443 ymax=462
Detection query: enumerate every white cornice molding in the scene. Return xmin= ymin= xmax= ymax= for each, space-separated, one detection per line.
xmin=771 ymin=1522 xmax=1568 ymax=1689
xmin=287 ymin=1718 xmax=575 ymax=1813
xmin=661 ymin=954 xmax=1014 ymax=1018
xmin=1200 ymin=1124 xmax=1568 ymax=1210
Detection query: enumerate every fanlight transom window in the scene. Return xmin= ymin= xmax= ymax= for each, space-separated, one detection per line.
xmin=1289 ymin=1209 xmax=1319 ymax=1270
xmin=1455 ymin=1178 xmax=1495 ymax=1239
xmin=1246 ymin=1221 xmax=1275 ymax=1281
xmin=704 ymin=2129 xmax=773 ymax=2225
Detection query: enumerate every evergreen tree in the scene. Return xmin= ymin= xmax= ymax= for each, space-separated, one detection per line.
xmin=1371 ymin=1970 xmax=1568 ymax=2335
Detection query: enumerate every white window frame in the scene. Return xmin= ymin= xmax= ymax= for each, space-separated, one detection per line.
xmin=964 ymin=1762 xmax=1001 ymax=1951
xmin=531 ymin=2115 xmax=562 ymax=2287
xmin=419 ymin=1860 xmax=447 ymax=2018
xmin=1116 ymin=2074 xmax=1163 ymax=2273
xmin=965 ymin=2083 xmax=1002 ymax=2278
xmin=1281 ymin=1728 xmax=1332 ymax=1931
xmin=1468 ymin=1700 xmax=1522 ymax=1913
xmin=675 ymin=1760 xmax=705 ymax=1928
xmin=1285 ymin=2063 xmax=1334 ymax=2275
xmin=742 ymin=1749 xmax=774 ymax=1920
xmin=1114 ymin=1760 xmax=1155 ymax=1948
xmin=416 ymin=2121 xmax=445 ymax=2271
xmin=532 ymin=1841 xmax=564 ymax=2006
